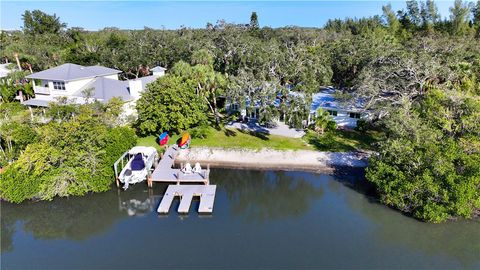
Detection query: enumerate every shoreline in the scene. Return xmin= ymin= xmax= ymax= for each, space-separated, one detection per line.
xmin=175 ymin=147 xmax=370 ymax=173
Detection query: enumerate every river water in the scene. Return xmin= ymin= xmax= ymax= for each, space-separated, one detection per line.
xmin=1 ymin=169 xmax=479 ymax=269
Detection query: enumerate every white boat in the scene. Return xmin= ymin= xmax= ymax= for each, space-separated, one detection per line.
xmin=114 ymin=146 xmax=158 ymax=190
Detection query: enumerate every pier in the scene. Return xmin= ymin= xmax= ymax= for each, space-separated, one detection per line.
xmin=148 ymin=145 xmax=210 ymax=187
xmin=157 ymin=185 xmax=217 ymax=214
xmin=150 ymin=144 xmax=216 ymax=214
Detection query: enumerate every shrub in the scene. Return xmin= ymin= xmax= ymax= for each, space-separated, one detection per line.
xmin=0 ymin=105 xmax=137 ymax=203
xmin=355 ymin=118 xmax=369 ymax=132
xmin=190 ymin=125 xmax=212 ymax=139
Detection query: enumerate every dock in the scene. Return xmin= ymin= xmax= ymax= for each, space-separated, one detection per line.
xmin=157 ymin=185 xmax=217 ymax=214
xmin=149 ymin=145 xmax=210 ymax=186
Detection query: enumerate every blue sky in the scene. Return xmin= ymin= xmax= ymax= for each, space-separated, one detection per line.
xmin=1 ymin=1 xmax=455 ymax=30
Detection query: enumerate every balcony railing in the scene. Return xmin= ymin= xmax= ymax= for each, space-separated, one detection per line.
xmin=34 ymin=85 xmax=50 ymax=95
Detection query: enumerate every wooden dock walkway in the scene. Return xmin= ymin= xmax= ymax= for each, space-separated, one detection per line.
xmin=157 ymin=185 xmax=217 ymax=214
xmin=149 ymin=145 xmax=210 ymax=186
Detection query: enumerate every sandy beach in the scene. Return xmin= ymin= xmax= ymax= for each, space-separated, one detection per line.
xmin=175 ymin=147 xmax=370 ymax=172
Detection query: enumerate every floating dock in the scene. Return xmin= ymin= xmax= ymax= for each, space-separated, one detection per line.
xmin=148 ymin=145 xmax=210 ymax=186
xmin=157 ymin=185 xmax=217 ymax=214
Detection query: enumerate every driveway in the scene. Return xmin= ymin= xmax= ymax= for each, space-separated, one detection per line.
xmin=226 ymin=120 xmax=306 ymax=138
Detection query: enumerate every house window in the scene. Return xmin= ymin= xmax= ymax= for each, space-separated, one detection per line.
xmin=349 ymin=112 xmax=361 ymax=119
xmin=328 ymin=110 xmax=338 ymax=116
xmin=53 ymin=81 xmax=66 ymax=90
xmin=230 ymin=104 xmax=239 ymax=111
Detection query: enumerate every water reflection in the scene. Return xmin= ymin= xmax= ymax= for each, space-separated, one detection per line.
xmin=214 ymin=170 xmax=323 ymax=223
xmin=117 ymin=188 xmax=159 ymax=217
xmin=343 ymin=189 xmax=480 ymax=268
xmin=1 ymin=184 xmax=165 ymax=253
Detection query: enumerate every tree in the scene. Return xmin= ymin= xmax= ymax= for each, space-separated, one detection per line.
xmin=0 ymin=79 xmax=17 ymax=103
xmin=0 ymin=103 xmax=37 ymax=166
xmin=313 ymin=108 xmax=336 ymax=135
xmin=191 ymin=49 xmax=214 ymax=66
xmin=382 ymin=4 xmax=400 ymax=33
xmin=171 ymin=60 xmax=227 ymax=124
xmin=472 ymin=1 xmax=480 ymax=36
xmin=421 ymin=0 xmax=440 ymax=31
xmin=135 ymin=74 xmax=207 ymax=135
xmin=406 ymin=0 xmax=422 ymax=26
xmin=228 ymin=69 xmax=281 ymax=126
xmin=366 ymin=87 xmax=480 ymax=223
xmin=22 ymin=10 xmax=66 ymax=35
xmin=450 ymin=0 xmax=472 ymax=35
xmin=0 ymin=104 xmax=137 ymax=203
xmin=474 ymin=1 xmax=480 ymax=25
xmin=285 ymin=94 xmax=310 ymax=129
xmin=250 ymin=12 xmax=259 ymax=29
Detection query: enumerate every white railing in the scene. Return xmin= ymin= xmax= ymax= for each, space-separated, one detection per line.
xmin=34 ymin=85 xmax=50 ymax=95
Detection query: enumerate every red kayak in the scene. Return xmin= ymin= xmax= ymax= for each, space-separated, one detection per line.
xmin=158 ymin=132 xmax=169 ymax=146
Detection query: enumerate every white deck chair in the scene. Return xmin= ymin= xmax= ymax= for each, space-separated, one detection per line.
xmin=193 ymin=162 xmax=202 ymax=173
xmin=184 ymin=163 xmax=193 ymax=174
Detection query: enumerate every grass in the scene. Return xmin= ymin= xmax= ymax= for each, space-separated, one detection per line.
xmin=136 ymin=126 xmax=382 ymax=152
xmin=304 ymin=129 xmax=382 ymax=152
xmin=136 ymin=135 xmax=167 ymax=153
xmin=137 ymin=127 xmax=313 ymax=151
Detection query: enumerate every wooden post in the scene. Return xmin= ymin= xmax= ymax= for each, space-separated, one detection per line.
xmin=147 ymin=176 xmax=153 ymax=188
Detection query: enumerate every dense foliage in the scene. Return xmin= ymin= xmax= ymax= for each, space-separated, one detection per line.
xmin=135 ymin=67 xmax=208 ymax=135
xmin=0 ymin=102 xmax=137 ymax=203
xmin=367 ymin=87 xmax=480 ymax=222
xmin=0 ymin=103 xmax=38 ymax=166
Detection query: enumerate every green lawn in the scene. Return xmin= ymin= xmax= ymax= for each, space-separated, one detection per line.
xmin=137 ymin=127 xmax=312 ymax=151
xmin=304 ymin=129 xmax=381 ymax=152
xmin=136 ymin=127 xmax=381 ymax=152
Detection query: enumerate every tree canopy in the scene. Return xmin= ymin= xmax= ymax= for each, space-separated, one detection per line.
xmin=0 ymin=102 xmax=137 ymax=203
xmin=22 ymin=10 xmax=67 ymax=35
xmin=135 ymin=68 xmax=208 ymax=135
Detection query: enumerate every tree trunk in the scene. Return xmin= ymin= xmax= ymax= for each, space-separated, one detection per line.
xmin=26 ymin=63 xmax=33 ymax=74
xmin=14 ymin=53 xmax=22 ymax=71
xmin=203 ymin=96 xmax=216 ymax=122
xmin=212 ymin=92 xmax=219 ymax=125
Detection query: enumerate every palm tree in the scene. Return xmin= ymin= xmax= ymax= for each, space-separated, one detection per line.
xmin=314 ymin=108 xmax=336 ymax=135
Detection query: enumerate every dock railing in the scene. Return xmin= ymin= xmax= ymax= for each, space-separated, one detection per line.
xmin=113 ymin=151 xmax=130 ymax=187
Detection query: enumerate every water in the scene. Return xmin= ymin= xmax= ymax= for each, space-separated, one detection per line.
xmin=1 ymin=169 xmax=479 ymax=269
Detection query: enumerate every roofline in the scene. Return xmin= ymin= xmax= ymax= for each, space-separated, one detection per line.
xmin=26 ymin=71 xmax=121 ymax=82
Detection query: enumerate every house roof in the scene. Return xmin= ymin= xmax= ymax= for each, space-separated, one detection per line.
xmin=26 ymin=63 xmax=121 ymax=82
xmin=310 ymin=88 xmax=365 ymax=113
xmin=0 ymin=63 xmax=14 ymax=78
xmin=74 ymin=77 xmax=133 ymax=102
xmin=132 ymin=75 xmax=158 ymax=89
xmin=21 ymin=98 xmax=51 ymax=107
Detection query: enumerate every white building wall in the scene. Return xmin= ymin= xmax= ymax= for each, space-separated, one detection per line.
xmin=331 ymin=111 xmax=360 ymax=128
xmin=310 ymin=109 xmax=363 ymax=128
xmin=152 ymin=70 xmax=165 ymax=77
xmin=128 ymin=80 xmax=143 ymax=100
xmin=64 ymin=78 xmax=94 ymax=94
xmin=103 ymin=74 xmax=119 ymax=80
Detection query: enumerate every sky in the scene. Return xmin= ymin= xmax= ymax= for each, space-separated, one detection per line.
xmin=1 ymin=1 xmax=456 ymax=30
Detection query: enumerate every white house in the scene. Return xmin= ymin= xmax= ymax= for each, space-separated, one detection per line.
xmin=0 ymin=63 xmax=14 ymax=78
xmin=226 ymin=87 xmax=369 ymax=128
xmin=309 ymin=87 xmax=369 ymax=128
xmin=23 ymin=63 xmax=164 ymax=109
